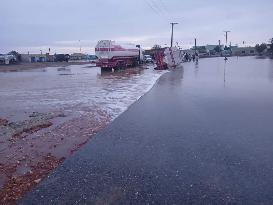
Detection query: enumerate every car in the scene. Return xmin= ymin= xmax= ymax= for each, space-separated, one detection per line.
xmin=89 ymin=55 xmax=99 ymax=63
xmin=0 ymin=54 xmax=16 ymax=64
xmin=144 ymin=55 xmax=153 ymax=63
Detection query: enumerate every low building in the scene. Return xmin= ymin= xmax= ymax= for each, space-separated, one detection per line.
xmin=69 ymin=53 xmax=89 ymax=61
xmin=232 ymin=47 xmax=256 ymax=56
xmin=21 ymin=54 xmax=52 ymax=63
xmin=205 ymin=45 xmax=225 ymax=55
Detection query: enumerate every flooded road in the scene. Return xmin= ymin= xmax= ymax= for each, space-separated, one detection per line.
xmin=0 ymin=64 xmax=167 ymax=203
xmin=0 ymin=64 xmax=165 ymax=121
xmin=19 ymin=57 xmax=273 ymax=205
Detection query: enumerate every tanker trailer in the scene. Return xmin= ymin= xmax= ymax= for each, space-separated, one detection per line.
xmin=95 ymin=40 xmax=141 ymax=70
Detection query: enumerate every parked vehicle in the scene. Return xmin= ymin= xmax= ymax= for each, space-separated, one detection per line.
xmin=95 ymin=40 xmax=142 ymax=70
xmin=0 ymin=54 xmax=4 ymax=64
xmin=89 ymin=55 xmax=99 ymax=63
xmin=0 ymin=54 xmax=16 ymax=65
xmin=144 ymin=55 xmax=153 ymax=63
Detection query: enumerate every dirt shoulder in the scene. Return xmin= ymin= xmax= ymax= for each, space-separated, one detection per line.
xmin=0 ymin=62 xmax=94 ymax=72
xmin=0 ymin=109 xmax=111 ymax=204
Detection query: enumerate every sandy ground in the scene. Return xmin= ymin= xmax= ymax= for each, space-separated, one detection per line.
xmin=0 ymin=62 xmax=94 ymax=72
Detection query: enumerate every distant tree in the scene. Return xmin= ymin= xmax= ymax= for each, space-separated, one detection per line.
xmin=8 ymin=51 xmax=21 ymax=62
xmin=197 ymin=46 xmax=207 ymax=54
xmin=213 ymin=45 xmax=221 ymax=53
xmin=224 ymin=46 xmax=230 ymax=50
xmin=255 ymin=43 xmax=267 ymax=55
xmin=152 ymin=44 xmax=162 ymax=50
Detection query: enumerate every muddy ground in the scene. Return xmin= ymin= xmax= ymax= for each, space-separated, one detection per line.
xmin=0 ymin=109 xmax=111 ymax=204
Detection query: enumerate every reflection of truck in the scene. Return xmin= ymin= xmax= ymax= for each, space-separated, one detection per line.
xmin=95 ymin=40 xmax=142 ymax=70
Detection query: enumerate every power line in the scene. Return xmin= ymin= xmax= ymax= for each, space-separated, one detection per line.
xmin=144 ymin=0 xmax=170 ymax=23
xmin=150 ymin=0 xmax=171 ymax=21
xmin=150 ymin=0 xmax=166 ymax=16
xmin=143 ymin=0 xmax=163 ymax=18
xmin=156 ymin=0 xmax=169 ymax=16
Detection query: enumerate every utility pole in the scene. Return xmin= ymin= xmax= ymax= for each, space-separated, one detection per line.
xmin=136 ymin=45 xmax=141 ymax=64
xmin=170 ymin=22 xmax=178 ymax=47
xmin=194 ymin=38 xmax=197 ymax=53
xmin=79 ymin=40 xmax=81 ymax=53
xmin=223 ymin=31 xmax=231 ymax=46
xmin=219 ymin=40 xmax=222 ymax=56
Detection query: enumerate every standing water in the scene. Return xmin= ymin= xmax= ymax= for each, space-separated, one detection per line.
xmin=0 ymin=65 xmax=167 ymax=121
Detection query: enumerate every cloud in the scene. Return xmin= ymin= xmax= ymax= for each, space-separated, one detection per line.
xmin=1 ymin=0 xmax=273 ymax=53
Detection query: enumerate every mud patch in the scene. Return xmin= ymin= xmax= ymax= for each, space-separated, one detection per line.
xmin=0 ymin=108 xmax=110 ymax=204
xmin=0 ymin=154 xmax=62 ymax=205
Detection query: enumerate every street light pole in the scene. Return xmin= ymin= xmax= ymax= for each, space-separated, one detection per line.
xmin=170 ymin=22 xmax=178 ymax=47
xmin=223 ymin=31 xmax=231 ymax=46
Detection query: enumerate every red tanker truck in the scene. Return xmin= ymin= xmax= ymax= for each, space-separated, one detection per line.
xmin=95 ymin=40 xmax=143 ymax=70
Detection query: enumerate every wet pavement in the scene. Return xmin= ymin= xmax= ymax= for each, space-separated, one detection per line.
xmin=19 ymin=57 xmax=273 ymax=204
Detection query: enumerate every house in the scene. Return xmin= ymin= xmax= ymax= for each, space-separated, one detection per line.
xmin=232 ymin=47 xmax=256 ymax=56
xmin=21 ymin=53 xmax=52 ymax=63
xmin=69 ymin=53 xmax=89 ymax=61
xmin=205 ymin=45 xmax=225 ymax=55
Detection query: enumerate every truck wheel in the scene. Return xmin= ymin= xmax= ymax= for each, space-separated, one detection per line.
xmin=116 ymin=62 xmax=124 ymax=70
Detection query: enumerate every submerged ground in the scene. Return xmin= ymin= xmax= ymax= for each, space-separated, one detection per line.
xmin=18 ymin=56 xmax=273 ymax=204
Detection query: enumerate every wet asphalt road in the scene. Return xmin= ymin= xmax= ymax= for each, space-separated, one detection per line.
xmin=19 ymin=57 xmax=273 ymax=204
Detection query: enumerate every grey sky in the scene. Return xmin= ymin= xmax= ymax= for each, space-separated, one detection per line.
xmin=1 ymin=0 xmax=273 ymax=54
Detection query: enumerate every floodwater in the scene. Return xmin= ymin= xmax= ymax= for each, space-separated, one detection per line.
xmin=18 ymin=56 xmax=273 ymax=205
xmin=0 ymin=64 xmax=166 ymax=121
xmin=179 ymin=56 xmax=273 ymax=113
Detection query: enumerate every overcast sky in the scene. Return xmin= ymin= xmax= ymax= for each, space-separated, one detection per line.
xmin=1 ymin=0 xmax=273 ymax=54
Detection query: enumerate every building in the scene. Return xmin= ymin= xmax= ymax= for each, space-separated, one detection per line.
xmin=69 ymin=53 xmax=89 ymax=61
xmin=21 ymin=53 xmax=53 ymax=63
xmin=231 ymin=47 xmax=256 ymax=56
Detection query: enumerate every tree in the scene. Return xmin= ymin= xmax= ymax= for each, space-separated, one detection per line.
xmin=224 ymin=46 xmax=230 ymax=51
xmin=8 ymin=51 xmax=21 ymax=62
xmin=255 ymin=43 xmax=267 ymax=55
xmin=197 ymin=46 xmax=207 ymax=53
xmin=213 ymin=45 xmax=221 ymax=53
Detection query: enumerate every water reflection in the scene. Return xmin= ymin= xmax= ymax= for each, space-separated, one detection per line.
xmin=194 ymin=61 xmax=199 ymax=78
xmin=159 ymin=67 xmax=184 ymax=86
xmin=268 ymin=59 xmax=273 ymax=82
xmin=100 ymin=67 xmax=144 ymax=79
xmin=224 ymin=60 xmax=227 ymax=87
